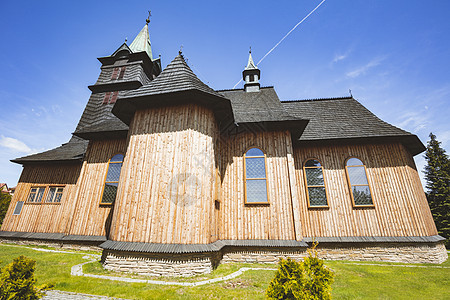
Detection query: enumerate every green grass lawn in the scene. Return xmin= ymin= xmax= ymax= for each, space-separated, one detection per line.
xmin=0 ymin=243 xmax=448 ymax=299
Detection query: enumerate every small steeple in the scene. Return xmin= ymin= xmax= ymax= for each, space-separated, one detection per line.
xmin=242 ymin=48 xmax=261 ymax=92
xmin=129 ymin=12 xmax=153 ymax=60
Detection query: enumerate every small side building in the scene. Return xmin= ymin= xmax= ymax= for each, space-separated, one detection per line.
xmin=1 ymin=19 xmax=447 ymax=276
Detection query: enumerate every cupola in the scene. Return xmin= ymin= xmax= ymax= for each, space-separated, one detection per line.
xmin=242 ymin=49 xmax=260 ymax=92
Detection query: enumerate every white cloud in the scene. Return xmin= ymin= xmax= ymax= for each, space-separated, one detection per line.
xmin=346 ymin=56 xmax=386 ymax=78
xmin=396 ymin=111 xmax=430 ymax=133
xmin=333 ymin=54 xmax=347 ymax=63
xmin=0 ymin=135 xmax=32 ymax=153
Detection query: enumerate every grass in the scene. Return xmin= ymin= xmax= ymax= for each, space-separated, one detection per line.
xmin=0 ymin=243 xmax=449 ymax=299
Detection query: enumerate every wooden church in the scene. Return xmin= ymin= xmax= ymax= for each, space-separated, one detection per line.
xmin=1 ymin=18 xmax=447 ymax=276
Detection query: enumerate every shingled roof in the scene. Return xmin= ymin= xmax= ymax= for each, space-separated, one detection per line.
xmin=112 ymin=54 xmax=234 ymax=126
xmin=11 ymin=136 xmax=88 ymax=164
xmin=282 ymin=97 xmax=425 ymax=155
xmin=120 ymin=54 xmax=225 ymax=100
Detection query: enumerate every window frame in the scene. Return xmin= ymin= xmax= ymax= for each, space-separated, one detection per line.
xmin=303 ymin=158 xmax=329 ymax=209
xmin=344 ymin=157 xmax=375 ymax=208
xmin=26 ymin=186 xmax=46 ymax=204
xmin=243 ymin=147 xmax=270 ymax=205
xmin=100 ymin=153 xmax=124 ymax=205
xmin=26 ymin=185 xmax=65 ymax=205
xmin=44 ymin=186 xmax=65 ymax=204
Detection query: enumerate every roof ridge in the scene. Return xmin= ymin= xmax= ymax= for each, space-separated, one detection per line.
xmin=281 ymin=96 xmax=352 ymax=103
xmin=216 ymin=86 xmax=274 ymax=92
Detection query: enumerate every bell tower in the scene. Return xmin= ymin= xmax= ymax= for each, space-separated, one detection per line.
xmin=243 ymin=49 xmax=260 ymax=92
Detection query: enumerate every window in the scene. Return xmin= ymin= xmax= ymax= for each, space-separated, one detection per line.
xmin=345 ymin=157 xmax=374 ymax=206
xmin=244 ymin=147 xmax=269 ymax=204
xmin=27 ymin=187 xmax=45 ymax=203
xmin=118 ymin=66 xmax=126 ymax=79
xmin=303 ymin=159 xmax=328 ymax=207
xmin=45 ymin=187 xmax=64 ymax=203
xmin=103 ymin=91 xmax=118 ymax=104
xmin=13 ymin=201 xmax=24 ymax=215
xmin=101 ymin=154 xmax=124 ymax=204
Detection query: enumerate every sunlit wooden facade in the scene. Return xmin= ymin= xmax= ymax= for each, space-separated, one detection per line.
xmin=1 ymin=21 xmax=445 ymax=265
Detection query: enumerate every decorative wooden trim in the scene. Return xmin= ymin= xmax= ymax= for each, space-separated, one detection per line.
xmin=344 ymin=156 xmax=375 ymax=208
xmin=243 ymin=146 xmax=270 ymax=205
xmin=99 ymin=153 xmax=124 ymax=205
xmin=303 ymin=158 xmax=329 ymax=209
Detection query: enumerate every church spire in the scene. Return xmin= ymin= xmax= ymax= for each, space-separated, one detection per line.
xmin=245 ymin=48 xmax=257 ymax=70
xmin=242 ymin=48 xmax=260 ymax=92
xmin=129 ymin=12 xmax=153 ymax=60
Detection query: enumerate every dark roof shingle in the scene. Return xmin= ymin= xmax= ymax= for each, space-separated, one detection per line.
xmin=11 ymin=136 xmax=88 ymax=164
xmin=282 ymin=97 xmax=425 ymax=155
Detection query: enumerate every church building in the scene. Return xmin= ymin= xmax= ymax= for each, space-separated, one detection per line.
xmin=1 ymin=18 xmax=447 ymax=276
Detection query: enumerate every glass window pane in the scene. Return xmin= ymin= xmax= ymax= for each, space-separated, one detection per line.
xmin=305 ymin=167 xmax=324 ymax=186
xmin=110 ymin=154 xmax=124 ymax=162
xmin=246 ymin=157 xmax=266 ymax=178
xmin=246 ymin=148 xmax=264 ymax=157
xmin=305 ymin=159 xmax=321 ymax=167
xmin=27 ymin=192 xmax=35 ymax=202
xmin=46 ymin=188 xmax=56 ymax=202
xmin=13 ymin=201 xmax=24 ymax=215
xmin=352 ymin=186 xmax=373 ymax=205
xmin=102 ymin=182 xmax=118 ymax=204
xmin=308 ymin=187 xmax=327 ymax=206
xmin=54 ymin=193 xmax=62 ymax=203
xmin=106 ymin=163 xmax=123 ymax=182
xmin=347 ymin=157 xmax=363 ymax=166
xmin=348 ymin=166 xmax=368 ymax=185
xmin=36 ymin=188 xmax=45 ymax=203
xmin=246 ymin=179 xmax=268 ymax=203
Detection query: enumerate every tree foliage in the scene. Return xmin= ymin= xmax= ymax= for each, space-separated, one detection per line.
xmin=424 ymin=133 xmax=450 ymax=247
xmin=266 ymin=243 xmax=334 ymax=299
xmin=0 ymin=255 xmax=41 ymax=299
xmin=0 ymin=192 xmax=11 ymax=226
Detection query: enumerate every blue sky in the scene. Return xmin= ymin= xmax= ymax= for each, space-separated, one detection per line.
xmin=0 ymin=1 xmax=449 ymax=188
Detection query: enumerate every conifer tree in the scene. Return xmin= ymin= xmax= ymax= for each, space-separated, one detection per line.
xmin=424 ymin=133 xmax=450 ymax=247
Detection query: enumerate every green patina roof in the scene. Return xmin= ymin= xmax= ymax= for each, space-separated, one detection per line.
xmin=129 ymin=23 xmax=153 ymax=60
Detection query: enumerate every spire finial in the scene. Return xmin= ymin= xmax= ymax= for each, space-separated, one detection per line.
xmin=146 ymin=10 xmax=151 ymax=24
xmin=179 ymin=45 xmax=183 ymax=55
xmin=249 ymin=46 xmax=251 ymax=54
xmin=125 ymin=37 xmax=127 ymax=44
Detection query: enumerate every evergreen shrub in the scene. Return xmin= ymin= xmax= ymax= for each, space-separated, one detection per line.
xmin=0 ymin=255 xmax=52 ymax=300
xmin=266 ymin=243 xmax=334 ymax=299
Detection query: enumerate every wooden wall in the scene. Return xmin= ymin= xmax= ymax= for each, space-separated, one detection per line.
xmin=219 ymin=130 xmax=299 ymax=240
xmin=1 ymin=163 xmax=82 ymax=233
xmin=109 ymin=104 xmax=219 ymax=244
xmin=68 ymin=138 xmax=128 ymax=237
xmin=293 ymin=142 xmax=438 ymax=238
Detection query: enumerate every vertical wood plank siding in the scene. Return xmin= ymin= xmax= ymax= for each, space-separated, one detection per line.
xmin=68 ymin=139 xmax=128 ymax=237
xmin=110 ymin=104 xmax=218 ymax=244
xmin=1 ymin=164 xmax=82 ymax=233
xmin=293 ymin=143 xmax=438 ymax=238
xmin=219 ymin=131 xmax=298 ymax=240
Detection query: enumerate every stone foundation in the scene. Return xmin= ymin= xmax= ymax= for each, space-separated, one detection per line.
xmin=101 ymin=250 xmax=221 ymax=277
xmin=222 ymin=242 xmax=448 ymax=264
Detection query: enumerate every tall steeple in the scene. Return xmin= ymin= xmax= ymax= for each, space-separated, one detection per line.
xmin=129 ymin=12 xmax=153 ymax=60
xmin=242 ymin=49 xmax=260 ymax=92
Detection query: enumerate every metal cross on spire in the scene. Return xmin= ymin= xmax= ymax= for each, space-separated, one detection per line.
xmin=146 ymin=10 xmax=151 ymax=24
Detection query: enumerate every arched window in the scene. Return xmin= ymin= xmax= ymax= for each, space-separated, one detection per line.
xmin=101 ymin=154 xmax=124 ymax=205
xmin=345 ymin=157 xmax=374 ymax=206
xmin=244 ymin=147 xmax=269 ymax=204
xmin=303 ymin=159 xmax=328 ymax=207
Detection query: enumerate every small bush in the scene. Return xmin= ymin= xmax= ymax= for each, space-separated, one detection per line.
xmin=266 ymin=243 xmax=334 ymax=299
xmin=0 ymin=255 xmax=42 ymax=299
